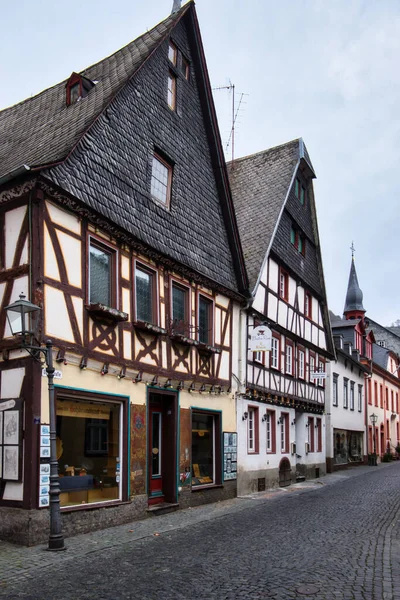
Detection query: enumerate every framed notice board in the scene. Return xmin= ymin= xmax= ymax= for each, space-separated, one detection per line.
xmin=223 ymin=432 xmax=237 ymax=481
xmin=0 ymin=398 xmax=23 ymax=482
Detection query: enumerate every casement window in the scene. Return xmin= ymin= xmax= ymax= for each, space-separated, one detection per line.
xmin=285 ymin=342 xmax=293 ymax=375
xmin=290 ymin=226 xmax=306 ymax=256
xmin=270 ymin=335 xmax=280 ymax=370
xmin=280 ymin=413 xmax=289 ymax=453
xmin=89 ymin=239 xmax=116 ymax=307
xmin=254 ymin=351 xmax=264 ymax=364
xmin=294 ymin=178 xmax=306 ymax=205
xmin=333 ymin=373 xmax=339 ymax=406
xmin=391 ymin=390 xmax=394 ymax=413
xmin=396 ymin=393 xmax=399 ymax=414
xmin=168 ymin=41 xmax=177 ymax=65
xmin=167 ymin=71 xmax=177 ymax=110
xmin=309 ymin=353 xmax=316 ymax=383
xmin=135 ymin=263 xmax=157 ymax=324
xmin=151 ymin=153 xmax=172 ymax=206
xmin=247 ymin=407 xmax=259 ymax=453
xmin=316 ymin=418 xmax=322 ymax=452
xmin=386 ymin=419 xmax=390 ymax=438
xmin=380 ymin=384 xmax=383 ymax=408
xmin=358 ymin=385 xmax=363 ymax=412
xmin=350 ymin=381 xmax=355 ymax=410
xmin=343 ymin=378 xmax=349 ymax=409
xmin=374 ymin=381 xmax=378 ymax=407
xmin=298 ymin=349 xmax=305 ymax=379
xmin=305 ymin=292 xmax=312 ymax=319
xmin=198 ymin=295 xmax=213 ymax=345
xmin=266 ymin=411 xmax=276 ymax=453
xmin=295 ymin=178 xmax=300 ymax=198
xmin=279 ymin=268 xmax=289 ymax=301
xmin=191 ymin=410 xmax=221 ymax=487
xmin=300 ymin=185 xmax=306 ymax=206
xmin=181 ymin=55 xmax=190 ymax=80
xmin=308 ymin=417 xmax=314 ymax=452
xmin=171 ymin=282 xmax=190 ymax=336
xmin=318 ymin=360 xmax=325 ymax=387
xmin=385 ymin=388 xmax=389 ymax=410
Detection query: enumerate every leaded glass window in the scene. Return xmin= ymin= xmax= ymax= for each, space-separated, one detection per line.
xmin=89 ymin=243 xmax=112 ymax=306
xmin=136 ymin=266 xmax=154 ymax=323
xmin=199 ymin=296 xmax=212 ymax=344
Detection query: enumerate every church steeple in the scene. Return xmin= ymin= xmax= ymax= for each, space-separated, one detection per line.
xmin=343 ymin=243 xmax=365 ymax=320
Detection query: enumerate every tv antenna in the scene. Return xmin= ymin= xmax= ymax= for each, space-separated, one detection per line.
xmin=212 ymin=81 xmax=248 ymax=164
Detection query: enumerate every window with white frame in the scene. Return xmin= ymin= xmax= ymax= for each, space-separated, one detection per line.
xmin=350 ymin=381 xmax=355 ymax=410
xmin=358 ymin=384 xmax=362 ymax=412
xmin=286 ymin=343 xmax=293 ymax=375
xmin=254 ymin=351 xmax=263 ymax=364
xmin=271 ymin=336 xmax=280 ymax=369
xmin=247 ymin=407 xmax=258 ymax=453
xmin=266 ymin=411 xmax=275 ymax=453
xmin=318 ymin=360 xmax=325 ymax=387
xmin=343 ymin=379 xmax=348 ymax=409
xmin=280 ymin=416 xmax=286 ymax=452
xmin=309 ymin=354 xmax=315 ymax=383
xmin=298 ymin=349 xmax=305 ymax=379
xmin=333 ymin=374 xmax=339 ymax=406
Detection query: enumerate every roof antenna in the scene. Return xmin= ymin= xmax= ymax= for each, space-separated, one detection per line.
xmin=171 ymin=0 xmax=181 ymax=13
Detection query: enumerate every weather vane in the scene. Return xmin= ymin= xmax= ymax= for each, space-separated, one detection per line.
xmin=350 ymin=241 xmax=355 ymax=259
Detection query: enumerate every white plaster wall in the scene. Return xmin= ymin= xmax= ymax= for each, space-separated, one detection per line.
xmin=268 ymin=259 xmax=278 ymax=293
xmin=252 ymin=285 xmax=265 ymax=314
xmin=5 ymin=206 xmax=27 ymax=269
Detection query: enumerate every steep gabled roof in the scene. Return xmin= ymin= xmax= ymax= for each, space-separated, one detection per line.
xmin=0 ymin=2 xmax=191 ymax=179
xmin=228 ymin=139 xmax=300 ymax=291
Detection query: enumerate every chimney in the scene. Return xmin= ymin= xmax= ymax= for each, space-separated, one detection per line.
xmin=171 ymin=0 xmax=181 ymax=13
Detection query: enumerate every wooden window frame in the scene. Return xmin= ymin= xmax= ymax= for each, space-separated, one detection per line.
xmin=191 ymin=408 xmax=222 ymax=487
xmin=305 ymin=291 xmax=312 ymax=320
xmin=170 ymin=279 xmax=191 ymax=337
xmin=168 ymin=41 xmax=177 ymax=65
xmin=308 ymin=417 xmax=315 ymax=452
xmin=318 ymin=359 xmax=325 ymax=388
xmin=167 ymin=70 xmax=177 ymax=111
xmin=87 ymin=234 xmax=118 ymax=309
xmin=254 ymin=351 xmax=265 ymax=365
xmin=295 ymin=178 xmax=300 ymax=198
xmin=247 ymin=406 xmax=259 ymax=454
xmin=391 ymin=390 xmax=394 ymax=413
xmin=134 ymin=260 xmax=159 ymax=326
xmin=300 ymin=185 xmax=306 ymax=206
xmin=266 ymin=410 xmax=276 ymax=453
xmin=270 ymin=333 xmax=281 ymax=370
xmin=285 ymin=340 xmax=294 ymax=376
xmin=350 ymin=381 xmax=355 ymax=410
xmin=333 ymin=373 xmax=339 ymax=406
xmin=197 ymin=293 xmax=214 ymax=346
xmin=316 ymin=418 xmax=322 ymax=452
xmin=298 ymin=347 xmax=305 ymax=380
xmin=151 ymin=152 xmax=173 ymax=207
xmin=385 ymin=388 xmax=389 ymax=410
xmin=374 ymin=381 xmax=378 ymax=407
xmin=280 ymin=413 xmax=289 ymax=454
xmin=343 ymin=378 xmax=349 ymax=409
xmin=279 ymin=268 xmax=289 ymax=301
xmin=181 ymin=55 xmax=190 ymax=80
xmin=309 ymin=351 xmax=316 ymax=384
xmin=290 ymin=226 xmax=306 ymax=256
xmin=358 ymin=384 xmax=363 ymax=412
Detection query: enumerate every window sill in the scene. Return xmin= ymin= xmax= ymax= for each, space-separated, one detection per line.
xmin=197 ymin=343 xmax=221 ymax=355
xmin=86 ymin=303 xmax=128 ymax=324
xmin=133 ymin=320 xmax=167 ymax=335
xmin=170 ymin=333 xmax=199 ymax=346
xmin=191 ymin=483 xmax=223 ymax=492
xmin=61 ymin=499 xmax=129 ymax=513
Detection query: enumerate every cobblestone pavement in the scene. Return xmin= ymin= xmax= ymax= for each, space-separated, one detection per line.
xmin=0 ymin=463 xmax=399 ymax=599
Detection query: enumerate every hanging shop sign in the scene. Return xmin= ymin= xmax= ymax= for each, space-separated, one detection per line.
xmin=311 ymin=372 xmax=326 ymax=380
xmin=249 ymin=325 xmax=272 ymax=352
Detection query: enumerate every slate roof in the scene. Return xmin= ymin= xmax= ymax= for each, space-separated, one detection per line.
xmin=372 ymin=343 xmax=390 ymax=370
xmin=343 ymin=258 xmax=365 ymax=314
xmin=0 ymin=2 xmax=191 ymax=179
xmin=227 ymin=139 xmax=300 ymax=291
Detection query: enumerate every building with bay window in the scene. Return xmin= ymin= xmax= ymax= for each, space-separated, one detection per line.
xmin=0 ymin=1 xmax=249 ymax=544
xmin=228 ymin=139 xmax=335 ymax=494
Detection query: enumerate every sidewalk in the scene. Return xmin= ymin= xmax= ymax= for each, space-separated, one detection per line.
xmin=0 ymin=462 xmax=396 ymax=589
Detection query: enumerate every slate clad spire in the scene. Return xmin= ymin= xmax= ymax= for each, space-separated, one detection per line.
xmin=343 ymin=256 xmax=365 ymax=319
xmin=171 ymin=0 xmax=181 ymax=13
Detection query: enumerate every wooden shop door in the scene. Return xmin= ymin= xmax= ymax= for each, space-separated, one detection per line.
xmin=148 ymin=392 xmax=177 ymax=506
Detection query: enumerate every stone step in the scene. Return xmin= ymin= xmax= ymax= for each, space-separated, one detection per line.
xmin=146 ymin=502 xmax=180 ymax=516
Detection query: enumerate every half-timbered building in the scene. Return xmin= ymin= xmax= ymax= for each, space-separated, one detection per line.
xmin=228 ymin=139 xmax=335 ymax=493
xmin=0 ymin=1 xmax=249 ymax=544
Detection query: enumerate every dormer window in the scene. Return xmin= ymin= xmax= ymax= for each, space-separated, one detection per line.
xmin=66 ymin=72 xmax=95 ymax=106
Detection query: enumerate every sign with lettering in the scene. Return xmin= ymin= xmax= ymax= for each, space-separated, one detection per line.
xmin=42 ymin=369 xmax=63 ymax=379
xmin=249 ymin=325 xmax=272 ymax=352
xmin=311 ymin=372 xmax=326 ymax=380
xmin=0 ymin=399 xmax=16 ymax=412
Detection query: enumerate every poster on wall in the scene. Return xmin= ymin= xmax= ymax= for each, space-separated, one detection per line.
xmin=0 ymin=398 xmax=23 ymax=482
xmin=223 ymin=432 xmax=237 ymax=481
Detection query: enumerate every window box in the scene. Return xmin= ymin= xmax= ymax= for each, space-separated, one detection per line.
xmin=133 ymin=320 xmax=167 ymax=336
xmin=170 ymin=332 xmax=199 ymax=346
xmin=86 ymin=303 xmax=128 ymax=324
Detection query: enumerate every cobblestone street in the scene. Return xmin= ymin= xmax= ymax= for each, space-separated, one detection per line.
xmin=0 ymin=463 xmax=399 ymax=600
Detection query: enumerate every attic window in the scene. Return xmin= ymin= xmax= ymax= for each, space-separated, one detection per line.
xmin=66 ymin=72 xmax=95 ymax=106
xmin=168 ymin=41 xmax=177 ymax=66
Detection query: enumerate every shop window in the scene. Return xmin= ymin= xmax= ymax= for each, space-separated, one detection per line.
xmin=135 ymin=263 xmax=157 ymax=324
xmin=191 ymin=411 xmax=221 ymax=487
xmin=266 ymin=410 xmax=276 ymax=453
xmin=247 ymin=406 xmax=259 ymax=453
xmin=333 ymin=373 xmax=338 ymax=406
xmin=198 ymin=295 xmax=213 ymax=345
xmin=89 ymin=239 xmax=116 ymax=307
xmin=151 ymin=153 xmax=172 ymax=206
xmin=56 ymin=398 xmax=122 ymax=507
xmin=270 ymin=335 xmax=280 ymax=370
xmin=358 ymin=385 xmax=363 ymax=412
xmin=171 ymin=282 xmax=190 ymax=336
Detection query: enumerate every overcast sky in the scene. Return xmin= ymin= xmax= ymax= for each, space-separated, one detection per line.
xmin=1 ymin=0 xmax=399 ymax=326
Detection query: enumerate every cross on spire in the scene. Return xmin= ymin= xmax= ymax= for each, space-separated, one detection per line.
xmin=350 ymin=241 xmax=355 ymax=259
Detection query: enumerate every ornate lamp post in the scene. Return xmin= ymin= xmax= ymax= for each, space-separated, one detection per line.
xmin=370 ymin=413 xmax=378 ymax=466
xmin=4 ymin=294 xmax=65 ymax=551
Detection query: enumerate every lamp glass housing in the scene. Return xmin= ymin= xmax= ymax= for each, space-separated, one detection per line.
xmin=5 ymin=294 xmax=41 ymax=341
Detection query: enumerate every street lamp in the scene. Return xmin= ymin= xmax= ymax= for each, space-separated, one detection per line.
xmin=4 ymin=294 xmax=65 ymax=551
xmin=370 ymin=413 xmax=378 ymax=466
